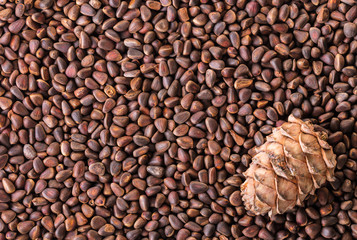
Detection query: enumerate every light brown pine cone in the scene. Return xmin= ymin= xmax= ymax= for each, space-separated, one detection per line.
xmin=241 ymin=115 xmax=336 ymax=216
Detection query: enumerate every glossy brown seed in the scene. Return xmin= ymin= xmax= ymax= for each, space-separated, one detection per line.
xmin=98 ymin=224 xmax=115 ymax=236
xmin=1 ymin=210 xmax=16 ymax=223
xmin=2 ymin=178 xmax=15 ymax=194
xmin=344 ymin=23 xmax=357 ymax=38
xmin=147 ymin=166 xmax=164 ymax=178
xmin=169 ymin=215 xmax=183 ymax=230
xmin=42 ymin=188 xmax=59 ymax=202
xmin=17 ymin=221 xmax=35 ymax=234
xmin=189 ymin=181 xmax=208 ymax=194
xmin=0 ymin=97 xmax=13 ymax=110
xmin=208 ymin=140 xmax=221 ymax=155
xmin=243 ymin=225 xmax=260 ymax=238
xmin=89 ymin=162 xmax=106 ymax=176
xmin=234 ymin=79 xmax=253 ymax=89
xmin=274 ymin=44 xmax=289 ymax=56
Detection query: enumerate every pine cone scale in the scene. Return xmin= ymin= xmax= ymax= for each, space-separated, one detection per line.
xmin=256 ymin=184 xmax=275 ymax=206
xmin=284 ymin=139 xmax=304 ymax=160
xmin=253 ymin=152 xmax=271 ymax=169
xmin=287 ymin=157 xmax=313 ymax=196
xmin=265 ymin=142 xmax=294 ymax=179
xmin=280 ymin=123 xmax=300 ymax=140
xmin=322 ymin=148 xmax=336 ymax=168
xmin=306 ymin=153 xmax=327 ymax=175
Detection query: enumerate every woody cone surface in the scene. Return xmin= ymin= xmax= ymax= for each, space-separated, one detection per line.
xmin=241 ymin=115 xmax=336 ymax=216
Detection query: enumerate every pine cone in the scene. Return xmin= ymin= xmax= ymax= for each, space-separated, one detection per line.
xmin=241 ymin=115 xmax=336 ymax=216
